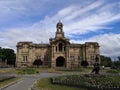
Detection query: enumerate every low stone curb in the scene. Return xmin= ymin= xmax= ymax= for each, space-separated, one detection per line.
xmin=0 ymin=78 xmax=22 ymax=90
xmin=29 ymin=79 xmax=39 ymax=90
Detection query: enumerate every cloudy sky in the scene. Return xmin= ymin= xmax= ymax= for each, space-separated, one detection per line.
xmin=0 ymin=0 xmax=120 ymax=59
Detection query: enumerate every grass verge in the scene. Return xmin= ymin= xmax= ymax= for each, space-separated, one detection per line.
xmin=106 ymin=69 xmax=120 ymax=74
xmin=0 ymin=77 xmax=20 ymax=88
xmin=0 ymin=68 xmax=16 ymax=73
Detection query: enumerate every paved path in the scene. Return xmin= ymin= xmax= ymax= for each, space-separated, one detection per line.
xmin=2 ymin=73 xmax=63 ymax=90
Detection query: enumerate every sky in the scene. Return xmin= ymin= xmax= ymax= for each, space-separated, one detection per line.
xmin=0 ymin=0 xmax=120 ymax=59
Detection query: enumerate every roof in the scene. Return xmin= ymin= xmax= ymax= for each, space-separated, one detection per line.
xmin=70 ymin=44 xmax=81 ymax=48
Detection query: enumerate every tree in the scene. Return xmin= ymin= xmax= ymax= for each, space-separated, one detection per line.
xmin=118 ymin=56 xmax=120 ymax=61
xmin=100 ymin=55 xmax=112 ymax=67
xmin=112 ymin=56 xmax=120 ymax=68
xmin=0 ymin=47 xmax=5 ymax=63
xmin=0 ymin=47 xmax=16 ymax=66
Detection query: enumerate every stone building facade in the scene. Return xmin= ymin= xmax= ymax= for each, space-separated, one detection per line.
xmin=16 ymin=21 xmax=100 ymax=68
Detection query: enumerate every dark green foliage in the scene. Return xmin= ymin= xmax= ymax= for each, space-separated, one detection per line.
xmin=113 ymin=60 xmax=120 ymax=68
xmin=17 ymin=68 xmax=39 ymax=75
xmin=106 ymin=69 xmax=120 ymax=74
xmin=0 ymin=47 xmax=16 ymax=66
xmin=100 ymin=55 xmax=112 ymax=67
xmin=118 ymin=56 xmax=120 ymax=61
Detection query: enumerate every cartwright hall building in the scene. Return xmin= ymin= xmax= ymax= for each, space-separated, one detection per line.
xmin=16 ymin=21 xmax=100 ymax=68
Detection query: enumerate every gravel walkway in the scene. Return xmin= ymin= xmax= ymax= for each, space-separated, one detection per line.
xmin=2 ymin=72 xmax=63 ymax=90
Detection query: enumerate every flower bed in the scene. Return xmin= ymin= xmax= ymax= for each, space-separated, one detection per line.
xmin=88 ymin=75 xmax=120 ymax=90
xmin=51 ymin=74 xmax=120 ymax=90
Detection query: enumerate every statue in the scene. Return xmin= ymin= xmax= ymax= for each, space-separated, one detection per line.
xmin=91 ymin=55 xmax=100 ymax=74
xmin=91 ymin=62 xmax=100 ymax=74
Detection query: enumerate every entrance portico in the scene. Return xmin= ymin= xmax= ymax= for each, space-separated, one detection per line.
xmin=56 ymin=56 xmax=65 ymax=67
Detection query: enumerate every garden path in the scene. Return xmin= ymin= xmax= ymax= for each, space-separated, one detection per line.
xmin=2 ymin=72 xmax=63 ymax=90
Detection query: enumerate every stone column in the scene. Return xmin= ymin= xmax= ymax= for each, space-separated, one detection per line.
xmin=51 ymin=45 xmax=56 ymax=68
xmin=66 ymin=45 xmax=70 ymax=68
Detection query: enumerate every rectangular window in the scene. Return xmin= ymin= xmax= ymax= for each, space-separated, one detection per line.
xmin=90 ymin=55 xmax=94 ymax=60
xmin=23 ymin=55 xmax=28 ymax=62
xmin=78 ymin=56 xmax=81 ymax=61
xmin=36 ymin=56 xmax=41 ymax=59
xmin=70 ymin=56 xmax=74 ymax=61
xmin=44 ymin=55 xmax=48 ymax=61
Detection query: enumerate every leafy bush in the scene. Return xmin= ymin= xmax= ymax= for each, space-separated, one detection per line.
xmin=106 ymin=69 xmax=119 ymax=74
xmin=17 ymin=68 xmax=39 ymax=75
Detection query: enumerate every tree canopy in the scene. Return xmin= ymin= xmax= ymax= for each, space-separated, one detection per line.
xmin=112 ymin=56 xmax=120 ymax=68
xmin=100 ymin=55 xmax=112 ymax=67
xmin=0 ymin=47 xmax=16 ymax=66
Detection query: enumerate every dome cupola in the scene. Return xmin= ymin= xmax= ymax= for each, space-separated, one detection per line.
xmin=56 ymin=21 xmax=63 ymax=32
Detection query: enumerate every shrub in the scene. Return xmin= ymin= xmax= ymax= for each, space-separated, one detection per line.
xmin=16 ymin=68 xmax=39 ymax=75
xmin=51 ymin=74 xmax=120 ymax=90
xmin=106 ymin=69 xmax=119 ymax=74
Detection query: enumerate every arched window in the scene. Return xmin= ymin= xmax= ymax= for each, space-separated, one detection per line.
xmin=59 ymin=43 xmax=62 ymax=51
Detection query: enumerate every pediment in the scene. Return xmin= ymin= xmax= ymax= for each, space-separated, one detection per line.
xmin=50 ymin=38 xmax=70 ymax=45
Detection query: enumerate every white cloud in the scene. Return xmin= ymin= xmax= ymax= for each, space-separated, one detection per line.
xmin=0 ymin=0 xmax=120 ymax=58
xmin=71 ymin=33 xmax=120 ymax=58
xmin=0 ymin=0 xmax=52 ymax=24
xmin=62 ymin=0 xmax=103 ymax=21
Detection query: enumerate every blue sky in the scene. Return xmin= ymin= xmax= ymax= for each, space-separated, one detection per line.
xmin=0 ymin=0 xmax=120 ymax=59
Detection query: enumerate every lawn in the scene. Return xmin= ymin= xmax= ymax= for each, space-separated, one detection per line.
xmin=0 ymin=67 xmax=92 ymax=75
xmin=0 ymin=67 xmax=40 ymax=75
xmin=0 ymin=76 xmax=20 ymax=88
xmin=0 ymin=68 xmax=16 ymax=73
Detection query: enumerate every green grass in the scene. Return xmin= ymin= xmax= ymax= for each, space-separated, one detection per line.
xmin=16 ymin=68 xmax=39 ymax=75
xmin=0 ymin=68 xmax=16 ymax=74
xmin=33 ymin=78 xmax=87 ymax=90
xmin=0 ymin=67 xmax=92 ymax=75
xmin=106 ymin=69 xmax=120 ymax=74
xmin=0 ymin=77 xmax=20 ymax=88
xmin=56 ymin=67 xmax=92 ymax=74
xmin=56 ymin=68 xmax=83 ymax=72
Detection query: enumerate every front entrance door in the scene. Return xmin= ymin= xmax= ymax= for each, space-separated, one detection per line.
xmin=56 ymin=56 xmax=65 ymax=67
